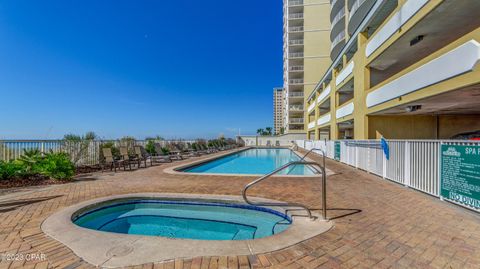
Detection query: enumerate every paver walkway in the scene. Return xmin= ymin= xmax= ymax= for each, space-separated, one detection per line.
xmin=0 ymin=149 xmax=479 ymax=269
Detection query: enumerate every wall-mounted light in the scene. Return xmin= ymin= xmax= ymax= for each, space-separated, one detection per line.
xmin=405 ymin=105 xmax=422 ymax=112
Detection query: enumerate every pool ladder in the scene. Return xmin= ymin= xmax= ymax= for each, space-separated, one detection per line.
xmin=242 ymin=148 xmax=328 ymax=220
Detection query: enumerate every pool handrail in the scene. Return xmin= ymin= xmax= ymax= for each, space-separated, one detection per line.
xmin=242 ymin=148 xmax=328 ymax=220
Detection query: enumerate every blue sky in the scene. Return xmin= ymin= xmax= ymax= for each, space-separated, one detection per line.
xmin=0 ymin=1 xmax=283 ymax=139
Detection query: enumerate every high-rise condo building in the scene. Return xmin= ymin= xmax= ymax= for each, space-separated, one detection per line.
xmin=283 ymin=0 xmax=332 ymax=134
xmin=273 ymin=88 xmax=286 ymax=135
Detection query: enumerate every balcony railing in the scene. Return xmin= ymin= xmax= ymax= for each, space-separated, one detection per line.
xmin=289 ymin=39 xmax=304 ymax=45
xmin=289 ymin=52 xmax=304 ymax=58
xmin=289 ymin=92 xmax=304 ymax=98
xmin=349 ymin=0 xmax=367 ymax=19
xmin=289 ymin=105 xmax=304 ymax=111
xmin=331 ymin=8 xmax=346 ymax=29
xmin=288 ymin=0 xmax=303 ymax=6
xmin=289 ymin=13 xmax=304 ymax=19
xmin=288 ymin=26 xmax=304 ymax=32
xmin=331 ymin=30 xmax=346 ymax=51
xmin=289 ymin=66 xmax=304 ymax=71
xmin=289 ymin=79 xmax=304 ymax=84
xmin=289 ymin=118 xmax=304 ymax=123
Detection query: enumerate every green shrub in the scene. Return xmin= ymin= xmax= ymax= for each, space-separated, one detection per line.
xmin=18 ymin=149 xmax=43 ymax=176
xmin=145 ymin=140 xmax=156 ymax=155
xmin=0 ymin=160 xmax=24 ymax=180
xmin=39 ymin=152 xmax=75 ymax=180
xmin=191 ymin=143 xmax=198 ymax=151
xmin=161 ymin=147 xmax=170 ymax=155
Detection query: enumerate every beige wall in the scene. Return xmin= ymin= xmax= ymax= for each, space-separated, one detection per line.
xmin=438 ymin=115 xmax=480 ymax=139
xmin=368 ymin=116 xmax=437 ymax=139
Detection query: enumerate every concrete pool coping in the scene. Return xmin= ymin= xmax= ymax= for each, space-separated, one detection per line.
xmin=42 ymin=193 xmax=333 ymax=268
xmin=164 ymin=147 xmax=335 ymax=178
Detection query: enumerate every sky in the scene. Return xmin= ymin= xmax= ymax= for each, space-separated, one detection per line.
xmin=0 ymin=0 xmax=283 ymax=140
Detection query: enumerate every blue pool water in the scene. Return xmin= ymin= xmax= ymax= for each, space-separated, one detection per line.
xmin=73 ymin=199 xmax=291 ymax=240
xmin=183 ymin=148 xmax=315 ymax=175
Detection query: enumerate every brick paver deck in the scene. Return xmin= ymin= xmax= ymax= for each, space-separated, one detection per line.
xmin=0 ymin=150 xmax=479 ymax=268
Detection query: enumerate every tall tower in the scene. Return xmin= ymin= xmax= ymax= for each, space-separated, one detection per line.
xmin=283 ymin=0 xmax=331 ymax=134
xmin=273 ymin=88 xmax=285 ymax=135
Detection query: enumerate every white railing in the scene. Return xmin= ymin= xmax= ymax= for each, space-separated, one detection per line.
xmin=289 ymin=91 xmax=304 ymax=97
xmin=289 ymin=118 xmax=304 ymax=123
xmin=289 ymin=52 xmax=304 ymax=58
xmin=288 ymin=26 xmax=304 ymax=32
xmin=331 ymin=30 xmax=346 ymax=51
xmin=289 ymin=65 xmax=304 ymax=71
xmin=289 ymin=39 xmax=304 ymax=45
xmin=0 ymin=139 xmax=197 ymax=166
xmin=289 ymin=0 xmax=303 ymax=6
xmin=289 ymin=13 xmax=304 ymax=19
xmin=331 ymin=8 xmax=346 ymax=30
xmin=289 ymin=79 xmax=304 ymax=84
xmin=289 ymin=105 xmax=304 ymax=111
xmin=296 ymin=139 xmax=480 ymax=201
xmin=349 ymin=0 xmax=367 ymax=19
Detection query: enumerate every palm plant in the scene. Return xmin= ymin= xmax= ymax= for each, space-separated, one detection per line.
xmin=257 ymin=129 xmax=264 ymax=135
xmin=265 ymin=127 xmax=273 ymax=135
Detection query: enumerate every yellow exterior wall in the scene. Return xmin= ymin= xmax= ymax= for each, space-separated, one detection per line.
xmin=304 ymin=0 xmax=480 ymax=140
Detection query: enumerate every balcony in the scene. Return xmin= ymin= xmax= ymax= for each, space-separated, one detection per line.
xmin=289 ymin=39 xmax=304 ymax=46
xmin=348 ymin=0 xmax=375 ymax=36
xmin=330 ymin=8 xmax=346 ymax=40
xmin=289 ymin=65 xmax=304 ymax=72
xmin=289 ymin=79 xmax=304 ymax=84
xmin=330 ymin=30 xmax=346 ymax=60
xmin=288 ymin=52 xmax=304 ymax=58
xmin=308 ymin=121 xmax=316 ymax=129
xmin=289 ymin=105 xmax=304 ymax=112
xmin=289 ymin=118 xmax=304 ymax=124
xmin=288 ymin=0 xmax=303 ymax=6
xmin=288 ymin=26 xmax=304 ymax=32
xmin=330 ymin=0 xmax=345 ymax=20
xmin=289 ymin=13 xmax=304 ymax=20
xmin=289 ymin=92 xmax=304 ymax=98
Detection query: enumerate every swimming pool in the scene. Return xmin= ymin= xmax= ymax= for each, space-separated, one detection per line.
xmin=181 ymin=148 xmax=315 ymax=175
xmin=73 ymin=199 xmax=291 ymax=240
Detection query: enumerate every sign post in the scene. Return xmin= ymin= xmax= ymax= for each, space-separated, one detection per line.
xmin=440 ymin=144 xmax=480 ymax=211
xmin=334 ymin=141 xmax=341 ymax=161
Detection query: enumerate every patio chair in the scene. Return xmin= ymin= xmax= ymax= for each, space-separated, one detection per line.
xmin=266 ymin=140 xmax=272 ymax=147
xmin=154 ymin=143 xmax=180 ymax=161
xmin=137 ymin=145 xmax=172 ymax=164
xmin=101 ymin=147 xmax=126 ymax=172
xmin=134 ymin=146 xmax=151 ymax=168
xmin=275 ymin=141 xmax=280 ymax=147
xmin=119 ymin=147 xmax=137 ymax=170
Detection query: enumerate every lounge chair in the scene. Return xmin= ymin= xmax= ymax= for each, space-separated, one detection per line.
xmin=134 ymin=146 xmax=153 ymax=167
xmin=101 ymin=147 xmax=127 ymax=172
xmin=119 ymin=147 xmax=137 ymax=170
xmin=141 ymin=145 xmax=172 ymax=163
xmin=154 ymin=143 xmax=181 ymax=161
xmin=275 ymin=141 xmax=280 ymax=147
xmin=266 ymin=140 xmax=272 ymax=147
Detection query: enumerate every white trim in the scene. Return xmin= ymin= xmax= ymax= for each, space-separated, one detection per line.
xmin=366 ymin=0 xmax=429 ymax=57
xmin=336 ymin=102 xmax=354 ymax=119
xmin=308 ymin=121 xmax=316 ymax=129
xmin=317 ymin=114 xmax=331 ymax=126
xmin=335 ymin=61 xmax=354 ymax=86
xmin=366 ymin=40 xmax=480 ymax=108
xmin=307 ymin=102 xmax=316 ymax=113
xmin=317 ymin=85 xmax=331 ymax=104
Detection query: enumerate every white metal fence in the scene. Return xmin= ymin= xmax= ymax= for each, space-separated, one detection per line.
xmin=0 ymin=140 xmax=196 ymax=166
xmin=296 ymin=139 xmax=480 ymax=198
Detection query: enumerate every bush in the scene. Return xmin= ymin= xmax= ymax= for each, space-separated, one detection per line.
xmin=161 ymin=147 xmax=170 ymax=155
xmin=145 ymin=140 xmax=156 ymax=155
xmin=0 ymin=160 xmax=24 ymax=180
xmin=38 ymin=152 xmax=75 ymax=180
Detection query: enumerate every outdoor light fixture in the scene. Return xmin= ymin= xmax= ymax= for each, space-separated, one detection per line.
xmin=405 ymin=105 xmax=422 ymax=112
xmin=410 ymin=35 xmax=424 ymax=46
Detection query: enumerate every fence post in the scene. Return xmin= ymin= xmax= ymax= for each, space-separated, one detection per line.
xmin=382 ymin=145 xmax=387 ymax=179
xmin=404 ymin=141 xmax=411 ymax=187
xmin=438 ymin=142 xmax=444 ymax=201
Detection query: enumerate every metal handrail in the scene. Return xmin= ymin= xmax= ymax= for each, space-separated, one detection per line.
xmin=242 ymin=147 xmax=328 ymax=220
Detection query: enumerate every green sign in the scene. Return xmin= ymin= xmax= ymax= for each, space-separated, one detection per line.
xmin=441 ymin=145 xmax=480 ymax=210
xmin=334 ymin=141 xmax=341 ymax=161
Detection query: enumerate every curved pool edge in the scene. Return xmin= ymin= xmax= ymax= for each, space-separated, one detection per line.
xmin=41 ymin=193 xmax=334 ymax=268
xmin=163 ymin=147 xmax=324 ymax=178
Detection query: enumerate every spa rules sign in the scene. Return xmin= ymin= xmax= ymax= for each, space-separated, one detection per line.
xmin=441 ymin=145 xmax=480 ymax=211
